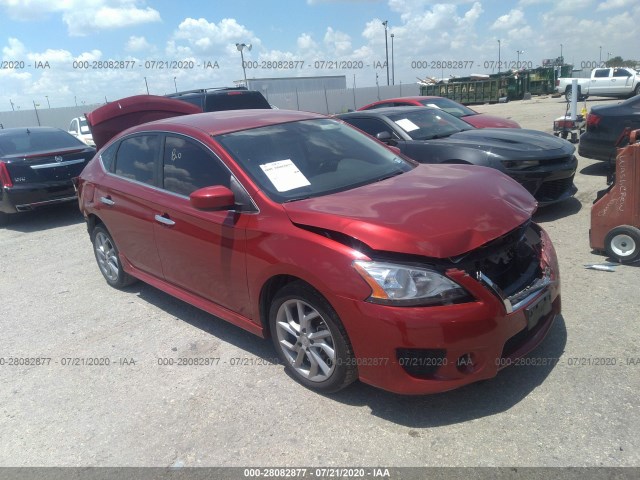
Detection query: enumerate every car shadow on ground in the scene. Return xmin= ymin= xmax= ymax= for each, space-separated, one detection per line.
xmin=132 ymin=280 xmax=567 ymax=426
xmin=580 ymin=162 xmax=612 ymax=177
xmin=2 ymin=203 xmax=84 ymax=232
xmin=533 ymin=197 xmax=582 ymax=223
xmin=131 ymin=282 xmax=278 ymax=360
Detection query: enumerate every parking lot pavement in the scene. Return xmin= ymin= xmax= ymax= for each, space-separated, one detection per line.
xmin=0 ymin=95 xmax=638 ymax=468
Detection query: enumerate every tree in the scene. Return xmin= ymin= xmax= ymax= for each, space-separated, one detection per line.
xmin=605 ymin=56 xmax=638 ymax=68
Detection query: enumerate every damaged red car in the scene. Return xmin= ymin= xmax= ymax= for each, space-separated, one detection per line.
xmin=78 ymin=95 xmax=560 ymax=395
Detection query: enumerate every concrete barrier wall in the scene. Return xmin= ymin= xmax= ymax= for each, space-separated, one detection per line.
xmin=0 ymin=83 xmax=421 ymax=129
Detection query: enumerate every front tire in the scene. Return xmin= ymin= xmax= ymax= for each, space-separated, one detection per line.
xmin=269 ymin=281 xmax=358 ymax=393
xmin=605 ymin=225 xmax=640 ymax=263
xmin=92 ymin=225 xmax=137 ymax=288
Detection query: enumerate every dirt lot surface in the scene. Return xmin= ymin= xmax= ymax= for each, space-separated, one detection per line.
xmin=0 ymin=95 xmax=638 ymax=468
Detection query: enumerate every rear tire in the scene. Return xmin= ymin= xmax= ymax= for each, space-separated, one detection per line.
xmin=91 ymin=225 xmax=137 ymax=288
xmin=269 ymin=281 xmax=358 ymax=393
xmin=605 ymin=226 xmax=640 ymax=263
xmin=633 ymin=84 xmax=640 ymax=97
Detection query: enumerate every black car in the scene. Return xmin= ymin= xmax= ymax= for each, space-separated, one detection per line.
xmin=0 ymin=127 xmax=96 ymax=225
xmin=337 ymin=107 xmax=578 ymax=206
xmin=579 ymin=95 xmax=640 ymax=163
xmin=166 ymin=87 xmax=271 ymax=112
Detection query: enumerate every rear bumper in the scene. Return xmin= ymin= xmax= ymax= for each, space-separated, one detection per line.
xmin=0 ymin=181 xmax=77 ymax=214
xmin=578 ymin=133 xmax=616 ymax=162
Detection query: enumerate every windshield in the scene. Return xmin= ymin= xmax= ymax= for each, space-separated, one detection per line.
xmin=418 ymin=98 xmax=476 ymax=117
xmin=216 ymin=118 xmax=414 ymax=203
xmin=79 ymin=117 xmax=91 ymax=134
xmin=387 ymin=108 xmax=474 ymax=140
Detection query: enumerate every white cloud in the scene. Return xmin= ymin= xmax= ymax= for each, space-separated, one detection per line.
xmin=2 ymin=37 xmax=26 ymax=58
xmin=596 ymin=0 xmax=635 ymax=10
xmin=172 ymin=17 xmax=258 ymax=54
xmin=323 ymin=27 xmax=352 ymax=56
xmin=0 ymin=0 xmax=161 ymax=36
xmin=491 ymin=9 xmax=525 ymax=30
xmin=126 ymin=36 xmax=151 ymax=52
xmin=297 ymin=33 xmax=318 ymax=51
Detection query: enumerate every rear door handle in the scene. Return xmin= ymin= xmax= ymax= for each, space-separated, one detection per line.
xmin=100 ymin=196 xmax=115 ymax=206
xmin=155 ymin=214 xmax=175 ymax=226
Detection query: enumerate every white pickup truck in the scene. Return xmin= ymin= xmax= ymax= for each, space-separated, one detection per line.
xmin=556 ymin=67 xmax=640 ymax=101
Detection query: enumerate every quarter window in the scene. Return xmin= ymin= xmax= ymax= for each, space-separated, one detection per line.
xmin=114 ymin=135 xmax=159 ymax=185
xmin=162 ymin=136 xmax=229 ymax=196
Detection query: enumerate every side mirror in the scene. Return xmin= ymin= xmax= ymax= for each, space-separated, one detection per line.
xmin=190 ymin=185 xmax=235 ymax=210
xmin=376 ymin=131 xmax=396 ymax=145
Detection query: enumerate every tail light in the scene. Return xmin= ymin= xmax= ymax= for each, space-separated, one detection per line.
xmin=586 ymin=113 xmax=601 ymax=128
xmin=0 ymin=161 xmax=13 ymax=188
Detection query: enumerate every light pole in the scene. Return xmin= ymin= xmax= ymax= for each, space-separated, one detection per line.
xmin=144 ymin=76 xmax=149 ymax=94
xmin=560 ymin=43 xmax=563 ymax=64
xmin=390 ymin=33 xmax=395 ymax=86
xmin=45 ymin=95 xmax=50 ymax=108
xmin=173 ymin=76 xmax=178 ymax=93
xmin=9 ymin=99 xmax=14 ymax=111
xmin=497 ymin=39 xmax=501 ymax=73
xmin=236 ymin=43 xmax=252 ymax=87
xmin=382 ymin=21 xmax=389 ymax=86
xmin=516 ymin=50 xmax=524 ymax=67
xmin=599 ymin=46 xmax=602 ymax=65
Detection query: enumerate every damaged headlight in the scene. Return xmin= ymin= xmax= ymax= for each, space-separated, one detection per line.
xmin=353 ymin=260 xmax=471 ymax=306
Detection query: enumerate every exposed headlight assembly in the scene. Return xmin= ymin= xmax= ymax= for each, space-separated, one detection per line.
xmin=353 ymin=260 xmax=471 ymax=306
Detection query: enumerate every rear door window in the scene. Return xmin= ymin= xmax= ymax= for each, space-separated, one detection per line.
xmin=113 ymin=135 xmax=160 ymax=185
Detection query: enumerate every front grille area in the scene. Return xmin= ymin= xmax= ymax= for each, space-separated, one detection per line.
xmin=536 ymin=176 xmax=576 ymax=203
xmin=456 ymin=222 xmax=543 ymax=299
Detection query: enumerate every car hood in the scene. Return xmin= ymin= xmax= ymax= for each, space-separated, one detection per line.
xmin=438 ymin=128 xmax=574 ymax=156
xmin=283 ymin=164 xmax=536 ymax=258
xmin=463 ymin=113 xmax=521 ymax=129
xmin=86 ymin=95 xmax=202 ymax=149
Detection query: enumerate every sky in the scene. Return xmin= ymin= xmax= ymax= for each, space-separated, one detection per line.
xmin=0 ymin=0 xmax=638 ymax=111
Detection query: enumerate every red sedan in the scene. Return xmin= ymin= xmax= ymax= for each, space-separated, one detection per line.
xmin=358 ymin=96 xmax=521 ymax=129
xmin=78 ymin=95 xmax=559 ymax=395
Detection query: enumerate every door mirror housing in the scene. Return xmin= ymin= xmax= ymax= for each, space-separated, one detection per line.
xmin=376 ymin=131 xmax=396 ymax=145
xmin=190 ymin=185 xmax=235 ymax=210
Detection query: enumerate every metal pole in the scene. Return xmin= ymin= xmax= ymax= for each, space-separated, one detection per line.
xmin=240 ymin=49 xmax=247 ymax=85
xmin=498 ymin=39 xmax=501 ymax=74
xmin=174 ymin=77 xmax=178 ymax=93
xmin=46 ymin=96 xmax=50 ymax=108
xmin=33 ymin=101 xmax=41 ymax=126
xmin=144 ymin=77 xmax=149 ymax=94
xmin=382 ymin=21 xmax=389 ymax=86
xmin=599 ymin=46 xmax=602 ymax=65
xmin=391 ymin=33 xmax=395 ymax=86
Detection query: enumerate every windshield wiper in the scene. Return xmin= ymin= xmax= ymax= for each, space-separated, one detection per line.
xmin=375 ymin=170 xmax=404 ymax=182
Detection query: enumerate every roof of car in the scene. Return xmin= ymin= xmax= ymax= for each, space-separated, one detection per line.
xmin=131 ymin=109 xmax=327 ymax=136
xmin=338 ymin=106 xmax=428 ymax=118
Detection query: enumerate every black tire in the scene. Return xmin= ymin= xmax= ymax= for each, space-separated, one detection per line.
xmin=565 ymin=86 xmax=585 ymax=103
xmin=633 ymin=84 xmax=640 ymax=98
xmin=91 ymin=224 xmax=137 ymax=288
xmin=269 ymin=281 xmax=358 ymax=393
xmin=605 ymin=225 xmax=640 ymax=263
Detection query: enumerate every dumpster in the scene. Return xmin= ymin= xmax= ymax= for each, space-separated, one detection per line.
xmin=590 ymin=129 xmax=640 ymax=263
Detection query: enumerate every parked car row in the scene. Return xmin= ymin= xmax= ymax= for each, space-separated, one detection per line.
xmin=1 ymin=91 xmax=565 ymax=395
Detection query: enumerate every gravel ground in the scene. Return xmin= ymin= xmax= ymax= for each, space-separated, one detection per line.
xmin=0 ymin=95 xmax=638 ymax=468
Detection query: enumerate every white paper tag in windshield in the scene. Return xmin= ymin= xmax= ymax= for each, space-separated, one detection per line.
xmin=395 ymin=118 xmax=419 ymax=132
xmin=425 ymin=103 xmax=441 ymax=109
xmin=259 ymin=159 xmax=311 ymax=192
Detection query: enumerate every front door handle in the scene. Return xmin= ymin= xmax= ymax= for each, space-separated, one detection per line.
xmin=155 ymin=214 xmax=175 ymax=226
xmin=100 ymin=196 xmax=115 ymax=206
